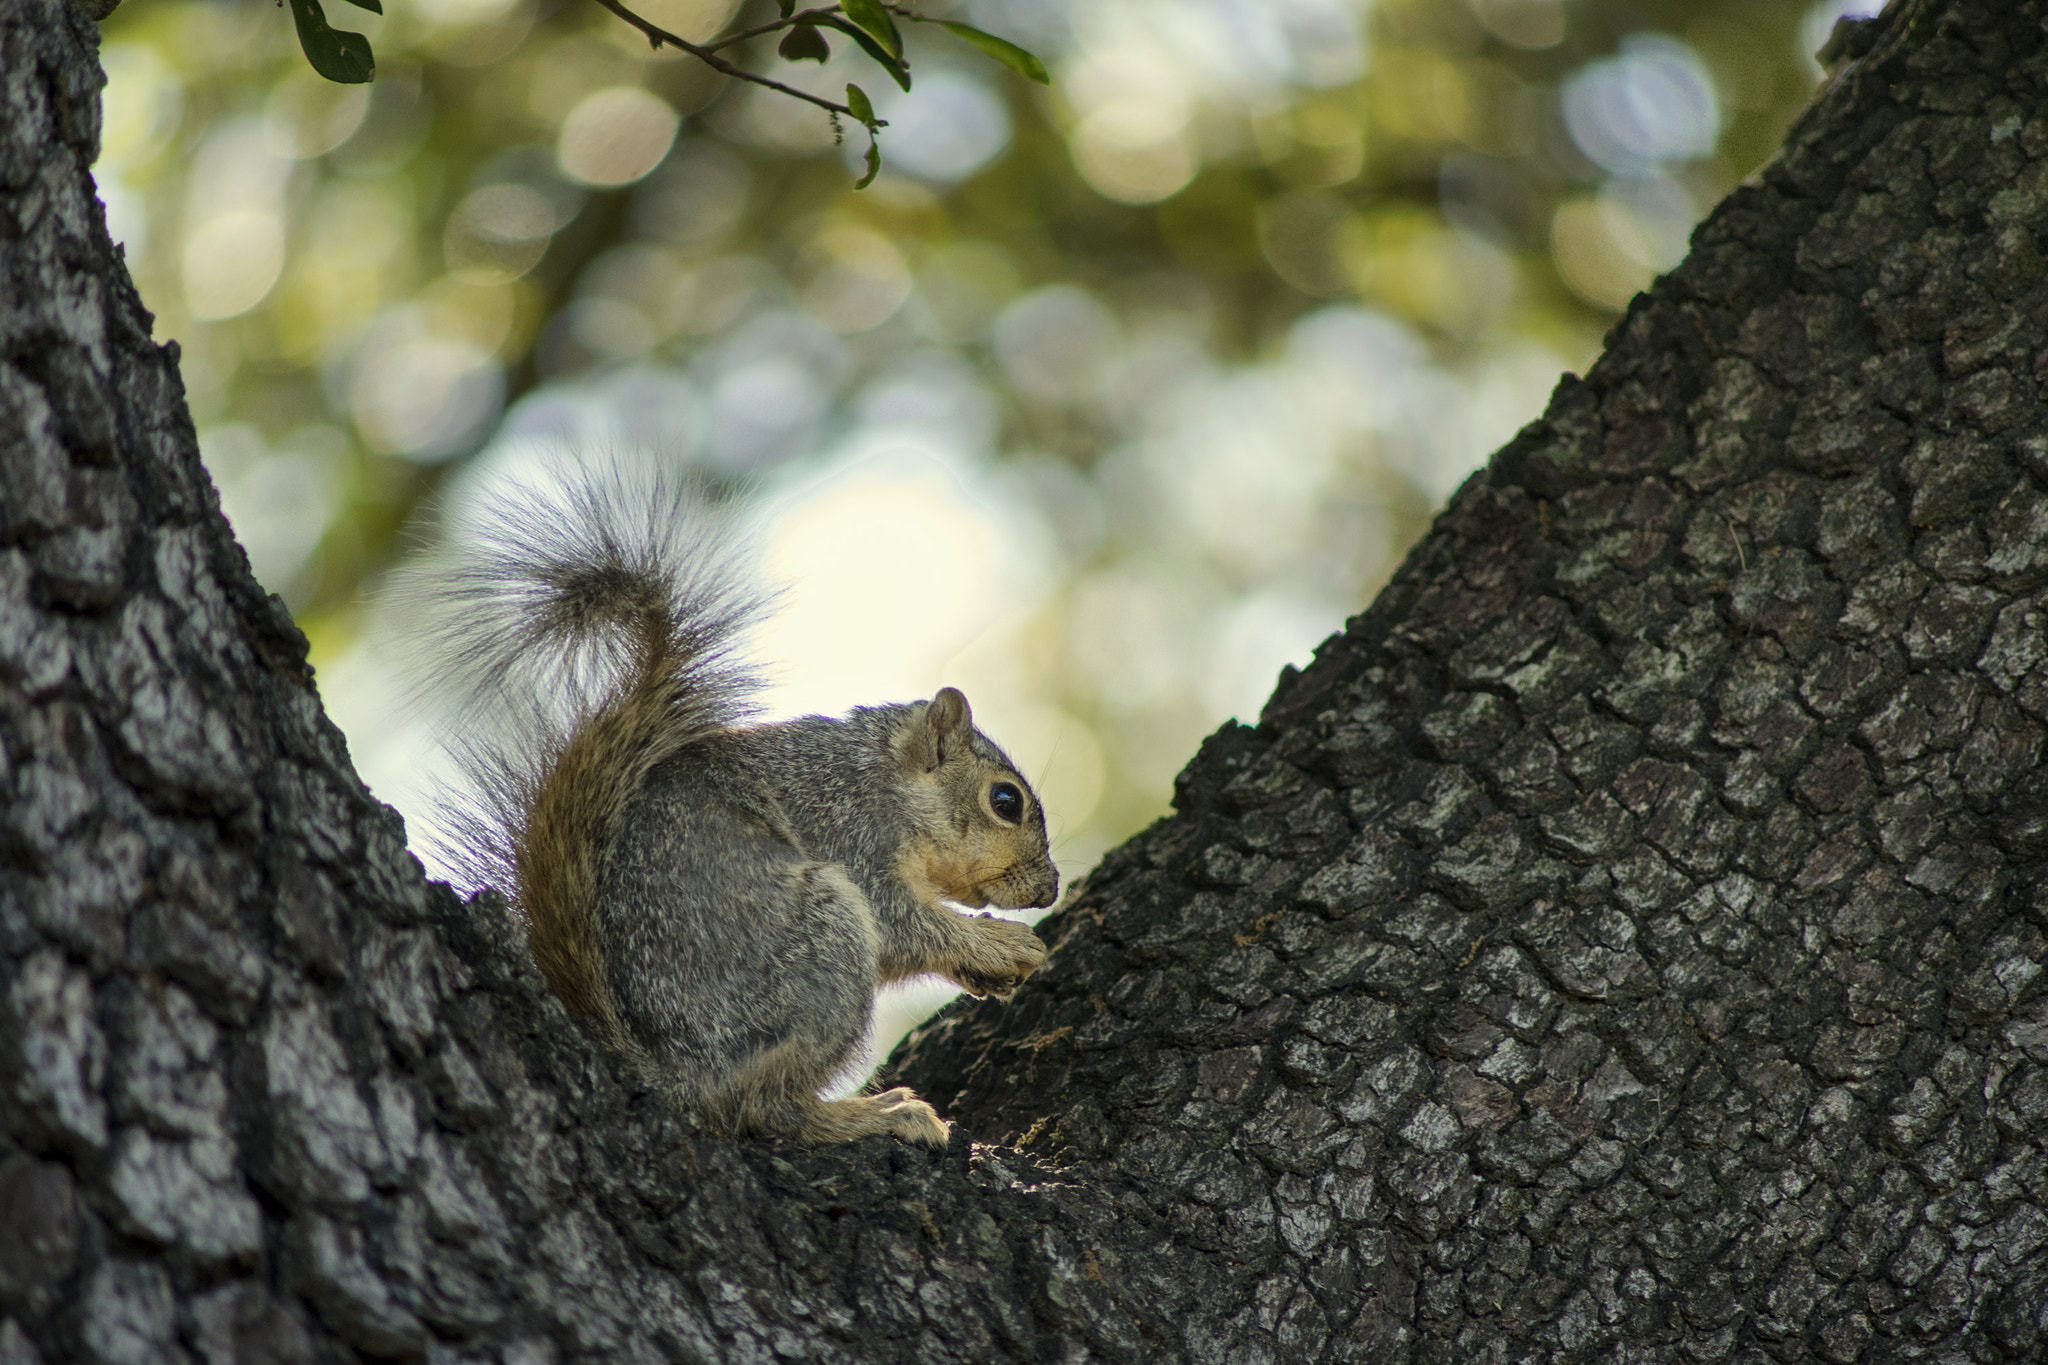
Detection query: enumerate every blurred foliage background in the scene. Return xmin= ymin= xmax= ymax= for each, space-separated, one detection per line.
xmin=97 ymin=0 xmax=1877 ymax=980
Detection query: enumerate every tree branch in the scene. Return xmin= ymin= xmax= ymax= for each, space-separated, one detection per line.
xmin=699 ymin=4 xmax=846 ymax=55
xmin=586 ymin=0 xmax=877 ymax=124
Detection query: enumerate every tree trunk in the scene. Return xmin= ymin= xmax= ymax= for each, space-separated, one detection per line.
xmin=5 ymin=0 xmax=2045 ymax=1361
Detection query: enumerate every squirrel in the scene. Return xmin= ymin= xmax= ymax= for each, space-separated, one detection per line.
xmin=420 ymin=472 xmax=1057 ymax=1146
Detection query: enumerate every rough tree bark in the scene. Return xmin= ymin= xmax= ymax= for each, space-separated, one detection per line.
xmin=4 ymin=0 xmax=2046 ymax=1361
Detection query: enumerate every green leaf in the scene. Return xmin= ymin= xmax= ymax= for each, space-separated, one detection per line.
xmin=337 ymin=0 xmax=381 ymax=14
xmin=817 ymin=16 xmax=910 ymax=91
xmin=778 ymin=20 xmax=831 ymax=63
xmin=839 ymin=0 xmax=902 ymax=59
xmin=923 ymin=19 xmax=1049 ymax=83
xmin=845 ymin=82 xmax=876 ymax=127
xmin=776 ymin=0 xmax=794 ymax=14
xmin=287 ymin=0 xmax=375 ymax=83
xmin=856 ymin=136 xmax=881 ymax=190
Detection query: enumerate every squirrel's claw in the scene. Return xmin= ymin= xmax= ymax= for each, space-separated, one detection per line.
xmin=956 ymin=967 xmax=1028 ymax=999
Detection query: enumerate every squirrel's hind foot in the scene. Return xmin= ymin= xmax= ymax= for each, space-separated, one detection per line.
xmin=800 ymin=1089 xmax=951 ymax=1147
xmin=723 ymin=1039 xmax=950 ymax=1145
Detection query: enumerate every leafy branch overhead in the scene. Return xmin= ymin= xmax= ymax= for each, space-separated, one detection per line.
xmin=283 ymin=0 xmax=1048 ymax=185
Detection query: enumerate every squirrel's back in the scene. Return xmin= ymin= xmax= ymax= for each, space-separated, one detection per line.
xmin=419 ymin=473 xmax=764 ymax=1036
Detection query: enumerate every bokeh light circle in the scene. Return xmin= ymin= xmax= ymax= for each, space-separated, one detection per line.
xmin=557 ymin=86 xmax=681 ymax=188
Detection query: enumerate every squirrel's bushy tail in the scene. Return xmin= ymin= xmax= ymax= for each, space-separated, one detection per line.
xmin=415 ymin=469 xmax=764 ymax=1034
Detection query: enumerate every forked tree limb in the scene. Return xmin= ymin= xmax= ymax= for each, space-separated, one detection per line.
xmin=2 ymin=0 xmax=2044 ymax=1361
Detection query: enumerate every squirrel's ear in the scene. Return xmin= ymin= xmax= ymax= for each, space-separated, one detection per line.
xmin=897 ymin=687 xmax=972 ymax=772
xmin=930 ymin=686 xmax=971 ymax=731
xmin=917 ymin=687 xmax=971 ymax=769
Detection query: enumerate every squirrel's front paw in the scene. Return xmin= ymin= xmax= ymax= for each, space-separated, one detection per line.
xmin=951 ymin=916 xmax=1047 ymax=999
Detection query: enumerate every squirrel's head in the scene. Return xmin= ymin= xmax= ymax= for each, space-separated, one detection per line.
xmin=890 ymin=687 xmax=1060 ymax=912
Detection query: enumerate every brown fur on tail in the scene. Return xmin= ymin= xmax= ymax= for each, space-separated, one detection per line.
xmin=516 ymin=616 xmax=687 ymax=1030
xmin=415 ymin=472 xmax=763 ymax=1037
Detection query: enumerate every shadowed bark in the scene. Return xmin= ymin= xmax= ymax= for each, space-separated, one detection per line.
xmin=4 ymin=0 xmax=2045 ymax=1362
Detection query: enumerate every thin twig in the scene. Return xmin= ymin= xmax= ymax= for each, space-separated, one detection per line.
xmin=700 ymin=5 xmax=845 ymax=54
xmin=587 ymin=0 xmax=880 ymax=124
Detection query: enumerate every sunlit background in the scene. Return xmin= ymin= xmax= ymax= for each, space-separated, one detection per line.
xmin=98 ymin=0 xmax=1885 ymax=1049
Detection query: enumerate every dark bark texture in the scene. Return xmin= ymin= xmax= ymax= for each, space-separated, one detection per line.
xmin=4 ymin=0 xmax=2047 ymax=1362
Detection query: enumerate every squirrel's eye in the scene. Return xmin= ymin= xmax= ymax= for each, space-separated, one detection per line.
xmin=989 ymin=782 xmax=1024 ymax=824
